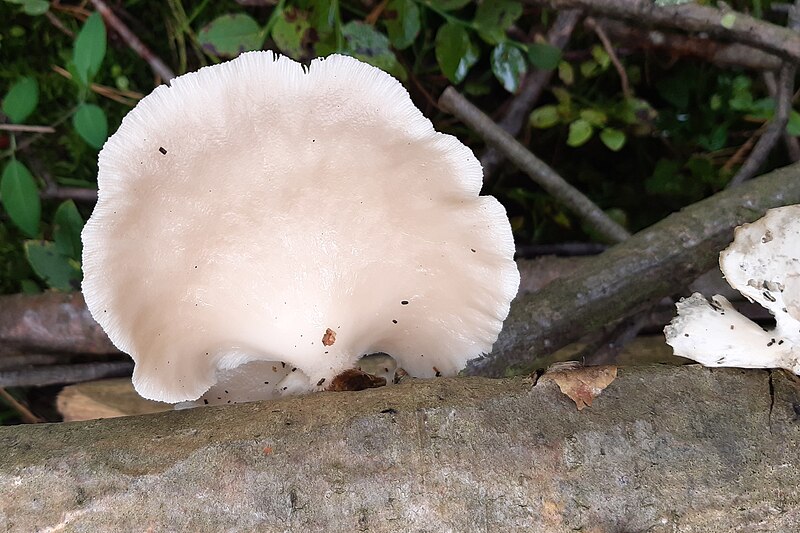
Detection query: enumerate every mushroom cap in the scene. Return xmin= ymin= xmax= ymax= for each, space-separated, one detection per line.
xmin=665 ymin=205 xmax=800 ymax=374
xmin=719 ymin=205 xmax=800 ymax=343
xmin=82 ymin=52 xmax=520 ymax=403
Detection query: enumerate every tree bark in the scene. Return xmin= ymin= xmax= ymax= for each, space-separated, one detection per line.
xmin=1 ymin=365 xmax=799 ymax=532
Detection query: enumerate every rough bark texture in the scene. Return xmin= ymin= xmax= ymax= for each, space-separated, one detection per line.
xmin=470 ymin=162 xmax=800 ymax=376
xmin=1 ymin=365 xmax=799 ymax=532
xmin=0 ymin=292 xmax=116 ymax=355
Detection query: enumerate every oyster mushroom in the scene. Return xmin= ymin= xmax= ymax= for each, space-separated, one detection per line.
xmin=82 ymin=52 xmax=520 ymax=405
xmin=664 ymin=205 xmax=800 ymax=374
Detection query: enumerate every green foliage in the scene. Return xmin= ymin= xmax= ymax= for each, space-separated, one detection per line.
xmin=0 ymin=0 xmax=796 ymax=294
xmin=2 ymin=76 xmax=38 ymax=123
xmin=198 ymin=13 xmax=265 ymax=57
xmin=1 ymin=159 xmax=40 ymax=237
xmin=73 ymin=12 xmax=107 ymax=86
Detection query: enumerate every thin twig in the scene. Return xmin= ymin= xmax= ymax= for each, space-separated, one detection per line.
xmin=728 ymin=63 xmax=795 ymax=187
xmin=0 ymin=388 xmax=43 ymax=424
xmin=439 ymin=87 xmax=631 ymax=243
xmin=0 ymin=125 xmax=55 ymax=134
xmin=585 ymin=17 xmax=631 ymax=99
xmin=763 ymin=71 xmax=800 ymax=162
xmin=721 ymin=122 xmax=768 ymax=173
xmin=45 ymin=10 xmax=74 ymax=37
xmin=89 ymin=0 xmax=176 ymax=83
xmin=41 ymin=186 xmax=98 ymax=203
xmin=51 ymin=65 xmax=143 ymax=106
xmin=0 ymin=362 xmax=134 ymax=388
xmin=480 ymin=10 xmax=582 ymax=179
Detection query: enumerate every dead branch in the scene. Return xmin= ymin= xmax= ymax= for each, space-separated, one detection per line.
xmin=527 ymin=0 xmax=800 ymax=62
xmin=585 ymin=17 xmax=631 ymax=99
xmin=2 ymin=367 xmax=800 ymax=531
xmin=0 ymin=362 xmax=133 ymax=388
xmin=595 ymin=18 xmax=783 ymax=71
xmin=439 ymin=87 xmax=631 ymax=244
xmin=728 ymin=63 xmax=795 ymax=187
xmin=89 ymin=0 xmax=176 ymax=83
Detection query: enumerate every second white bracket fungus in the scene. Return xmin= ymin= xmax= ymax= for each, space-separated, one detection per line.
xmin=665 ymin=205 xmax=800 ymax=374
xmin=82 ymin=52 xmax=520 ymax=406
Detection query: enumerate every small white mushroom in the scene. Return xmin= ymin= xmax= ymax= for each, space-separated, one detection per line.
xmin=82 ymin=52 xmax=520 ymax=405
xmin=665 ymin=205 xmax=800 ymax=374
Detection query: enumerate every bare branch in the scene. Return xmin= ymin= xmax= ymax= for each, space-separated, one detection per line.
xmin=0 ymin=125 xmax=55 ymax=134
xmin=585 ymin=17 xmax=631 ymax=99
xmin=0 ymin=362 xmax=133 ymax=388
xmin=526 ymin=0 xmax=800 ymax=62
xmin=728 ymin=63 xmax=795 ymax=187
xmin=439 ymin=87 xmax=631 ymax=244
xmin=89 ymin=0 xmax=176 ymax=83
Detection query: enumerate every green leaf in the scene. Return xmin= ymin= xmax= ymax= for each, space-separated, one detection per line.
xmin=53 ymin=200 xmax=84 ymax=260
xmin=73 ymin=12 xmax=107 ymax=85
xmin=271 ymin=7 xmax=311 ymax=60
xmin=529 ymin=105 xmax=560 ymax=128
xmin=787 ymin=110 xmax=800 ymax=136
xmin=599 ymin=128 xmax=626 ymax=151
xmin=342 ymin=21 xmax=406 ymax=80
xmin=24 ymin=241 xmax=82 ymax=291
xmin=198 ymin=14 xmax=264 ymax=57
xmin=590 ymin=45 xmax=610 ymax=69
xmin=580 ymin=60 xmax=599 ymax=78
xmin=579 ymin=108 xmax=607 ymax=127
xmin=527 ymin=43 xmax=561 ymax=70
xmin=474 ymin=0 xmax=523 ymax=44
xmin=384 ymin=0 xmax=420 ymax=50
xmin=491 ymin=43 xmax=526 ymax=93
xmin=567 ymin=118 xmax=593 ymax=147
xmin=558 ymin=61 xmax=574 ymax=85
xmin=2 ymin=76 xmax=38 ymax=124
xmin=20 ymin=279 xmax=41 ymax=294
xmin=433 ymin=0 xmax=472 ymax=10
xmin=73 ymin=103 xmax=108 ymax=149
xmin=720 ymin=13 xmax=736 ymax=29
xmin=22 ymin=0 xmax=49 ymax=15
xmin=435 ymin=23 xmax=479 ymax=84
xmin=1 ymin=160 xmax=40 ymax=237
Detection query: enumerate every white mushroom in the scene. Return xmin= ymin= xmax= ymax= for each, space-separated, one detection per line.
xmin=82 ymin=52 xmax=520 ymax=405
xmin=665 ymin=205 xmax=800 ymax=374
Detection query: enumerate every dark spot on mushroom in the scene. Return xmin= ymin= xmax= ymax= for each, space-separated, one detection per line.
xmin=470 ymin=248 xmax=476 ymax=253
xmin=217 ymin=397 xmax=222 ymax=400
xmin=291 ymin=367 xmax=297 ymax=372
xmin=684 ymin=333 xmax=689 ymax=337
xmin=227 ymin=400 xmax=231 ymax=404
xmin=433 ymin=366 xmax=442 ymax=377
xmin=317 ymin=378 xmax=326 ymax=386
xmin=764 ymin=291 xmax=777 ymax=303
xmin=420 ymin=354 xmax=424 ymax=357
xmin=730 ymin=325 xmax=735 ymax=330
xmin=779 ymin=340 xmax=785 ymax=345
xmin=392 ymin=319 xmax=398 ymax=324
xmin=203 ymin=399 xmax=209 ymax=405
xmin=282 ymin=387 xmax=288 ymax=391
xmin=272 ymin=366 xmax=278 ymax=372
xmin=768 ymin=339 xmax=776 ymax=347
xmin=716 ymin=357 xmax=725 ymax=364
xmin=324 ymin=351 xmax=329 ymax=354
xmin=401 ymin=300 xmax=409 ymax=305
xmin=224 ymin=390 xmax=228 ymax=394
xmin=312 ymin=139 xmax=316 ymax=142
xmin=380 ymin=408 xmax=397 ymax=414
xmin=384 ymin=367 xmax=389 ymax=372
xmin=264 ymin=381 xmax=269 ymax=385
xmin=159 ymin=146 xmax=167 ymax=155
xmin=281 ymin=362 xmax=286 ymax=368
xmin=194 ymin=265 xmax=197 ymax=269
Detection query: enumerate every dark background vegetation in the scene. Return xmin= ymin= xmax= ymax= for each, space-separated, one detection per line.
xmin=0 ymin=0 xmax=794 ymax=423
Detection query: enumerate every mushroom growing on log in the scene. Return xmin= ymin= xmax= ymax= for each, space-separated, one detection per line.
xmin=81 ymin=52 xmax=520 ymax=406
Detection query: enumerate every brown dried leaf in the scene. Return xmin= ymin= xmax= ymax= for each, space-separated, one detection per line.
xmin=543 ymin=365 xmax=617 ymax=411
xmin=326 ymin=369 xmax=387 ymax=392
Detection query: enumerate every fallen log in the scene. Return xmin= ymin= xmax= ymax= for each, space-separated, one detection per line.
xmin=1 ymin=365 xmax=799 ymax=531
